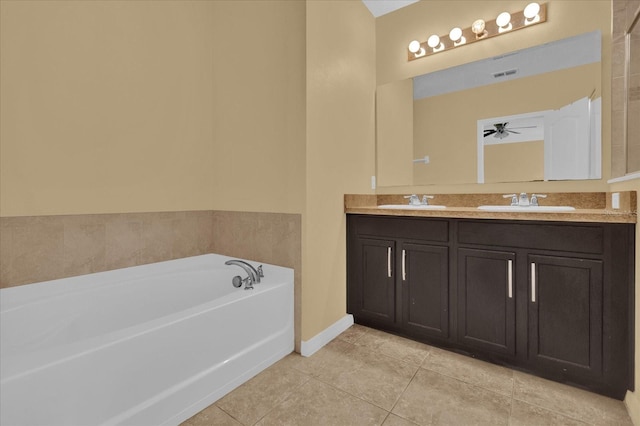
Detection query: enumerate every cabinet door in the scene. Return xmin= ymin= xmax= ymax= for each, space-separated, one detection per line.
xmin=528 ymin=255 xmax=603 ymax=379
xmin=458 ymin=248 xmax=516 ymax=356
xmin=401 ymin=243 xmax=449 ymax=339
xmin=349 ymin=237 xmax=396 ymax=325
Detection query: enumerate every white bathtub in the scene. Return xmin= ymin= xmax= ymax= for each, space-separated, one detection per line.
xmin=0 ymin=254 xmax=294 ymax=426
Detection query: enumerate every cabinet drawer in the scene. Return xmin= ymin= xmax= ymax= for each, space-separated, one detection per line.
xmin=458 ymin=221 xmax=604 ymax=254
xmin=351 ymin=215 xmax=449 ymax=242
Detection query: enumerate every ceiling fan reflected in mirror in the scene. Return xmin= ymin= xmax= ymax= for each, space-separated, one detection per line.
xmin=484 ymin=122 xmax=537 ymax=139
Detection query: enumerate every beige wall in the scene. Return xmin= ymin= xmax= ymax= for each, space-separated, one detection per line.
xmin=0 ymin=0 xmax=306 ymax=216
xmin=375 ymin=0 xmax=612 ymax=195
xmin=209 ymin=1 xmax=306 ymax=214
xmin=303 ymin=0 xmax=376 ymax=340
xmin=0 ymin=0 xmax=216 ymax=216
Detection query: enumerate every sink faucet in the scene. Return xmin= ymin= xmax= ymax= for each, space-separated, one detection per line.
xmin=404 ymin=194 xmax=435 ymax=206
xmin=225 ymin=260 xmax=263 ymax=290
xmin=503 ymin=193 xmax=536 ymax=206
xmin=518 ymin=193 xmax=530 ymax=206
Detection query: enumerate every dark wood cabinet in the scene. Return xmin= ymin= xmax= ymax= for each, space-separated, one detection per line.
xmin=457 ymin=248 xmax=516 ymax=356
xmin=528 ymin=254 xmax=603 ymax=380
xmin=347 ymin=216 xmax=450 ymax=340
xmin=401 ymin=243 xmax=449 ymax=339
xmin=347 ymin=214 xmax=634 ymax=400
xmin=348 ymin=237 xmax=396 ymax=327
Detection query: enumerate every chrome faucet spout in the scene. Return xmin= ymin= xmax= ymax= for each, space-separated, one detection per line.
xmin=224 ymin=259 xmax=261 ymax=284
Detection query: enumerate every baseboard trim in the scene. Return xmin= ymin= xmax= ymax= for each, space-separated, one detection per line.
xmin=625 ymin=390 xmax=640 ymax=426
xmin=300 ymin=314 xmax=354 ymax=357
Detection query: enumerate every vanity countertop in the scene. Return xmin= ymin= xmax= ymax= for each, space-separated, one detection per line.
xmin=345 ymin=192 xmax=637 ymax=224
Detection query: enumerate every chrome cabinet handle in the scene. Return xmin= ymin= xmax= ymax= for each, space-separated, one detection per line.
xmin=507 ymin=259 xmax=513 ymax=298
xmin=531 ymin=262 xmax=536 ymax=302
xmin=402 ymin=249 xmax=407 ymax=281
xmin=387 ymin=247 xmax=392 ymax=278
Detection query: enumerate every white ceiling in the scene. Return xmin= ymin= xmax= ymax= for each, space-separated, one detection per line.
xmin=361 ymin=0 xmax=419 ymax=18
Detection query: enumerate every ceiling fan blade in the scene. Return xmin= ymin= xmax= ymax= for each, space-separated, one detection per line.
xmin=507 ymin=130 xmax=521 ymax=134
xmin=484 ymin=130 xmax=497 ymax=137
xmin=508 ymin=125 xmax=538 ymax=130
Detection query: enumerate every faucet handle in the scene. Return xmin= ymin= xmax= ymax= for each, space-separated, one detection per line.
xmin=421 ymin=195 xmax=434 ymax=205
xmin=503 ymin=194 xmax=518 ymax=206
xmin=257 ymin=265 xmax=264 ymax=278
xmin=531 ymin=194 xmax=547 ymax=206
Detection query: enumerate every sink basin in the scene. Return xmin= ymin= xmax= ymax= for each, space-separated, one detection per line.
xmin=378 ymin=204 xmax=447 ymax=210
xmin=478 ymin=205 xmax=576 ymax=212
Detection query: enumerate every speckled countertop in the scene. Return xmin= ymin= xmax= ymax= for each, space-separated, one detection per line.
xmin=345 ymin=192 xmax=637 ymax=224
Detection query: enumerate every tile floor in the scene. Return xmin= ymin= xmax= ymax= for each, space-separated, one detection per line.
xmin=182 ymin=324 xmax=633 ymax=426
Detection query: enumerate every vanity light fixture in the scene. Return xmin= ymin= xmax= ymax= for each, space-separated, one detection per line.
xmin=449 ymin=27 xmax=466 ymax=46
xmin=407 ymin=2 xmax=546 ymax=61
xmin=427 ymin=34 xmax=444 ymax=52
xmin=496 ymin=12 xmax=512 ymax=32
xmin=471 ymin=19 xmax=487 ymax=38
xmin=408 ymin=39 xmax=426 ymax=57
xmin=524 ymin=2 xmax=541 ymax=24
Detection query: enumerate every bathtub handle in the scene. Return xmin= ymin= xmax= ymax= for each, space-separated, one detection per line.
xmin=232 ymin=276 xmax=244 ymax=288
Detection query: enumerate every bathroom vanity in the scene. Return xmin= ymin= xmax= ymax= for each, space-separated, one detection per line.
xmin=345 ymin=193 xmax=635 ymax=400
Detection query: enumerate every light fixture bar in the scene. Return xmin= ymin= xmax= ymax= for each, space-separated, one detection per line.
xmin=407 ymin=3 xmax=547 ymax=61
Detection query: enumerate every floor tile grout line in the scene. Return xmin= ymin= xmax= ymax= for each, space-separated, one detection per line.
xmin=509 ymin=395 xmax=610 ymax=426
xmin=416 ymin=362 xmax=515 ymax=399
xmin=506 ymin=369 xmax=515 ymax=425
xmin=247 ymin=373 xmax=314 ymax=426
xmin=388 ymin=364 xmax=422 ymax=420
xmin=213 ymin=404 xmax=245 ymax=426
xmin=214 ymin=363 xmax=314 ymax=426
xmin=297 ymin=338 xmax=419 ymax=414
xmin=310 ymin=372 xmax=395 ymax=413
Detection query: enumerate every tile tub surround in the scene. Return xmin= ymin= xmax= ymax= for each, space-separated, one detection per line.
xmin=183 ymin=324 xmax=634 ymax=426
xmin=0 ymin=210 xmax=300 ymax=288
xmin=345 ymin=192 xmax=638 ymax=223
xmin=0 ymin=209 xmax=303 ymax=351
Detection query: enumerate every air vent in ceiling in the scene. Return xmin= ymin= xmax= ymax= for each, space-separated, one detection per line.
xmin=493 ymin=69 xmax=518 ymax=78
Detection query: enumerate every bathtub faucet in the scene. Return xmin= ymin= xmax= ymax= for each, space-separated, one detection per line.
xmin=225 ymin=260 xmax=263 ymax=290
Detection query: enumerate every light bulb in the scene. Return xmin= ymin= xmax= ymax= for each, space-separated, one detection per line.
xmin=427 ymin=34 xmax=440 ymax=49
xmin=449 ymin=27 xmax=462 ymax=42
xmin=496 ymin=12 xmax=511 ymax=28
xmin=524 ymin=2 xmax=540 ymax=19
xmin=471 ymin=19 xmax=486 ymax=35
xmin=408 ymin=40 xmax=421 ymax=53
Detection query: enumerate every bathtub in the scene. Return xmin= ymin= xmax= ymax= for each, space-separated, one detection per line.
xmin=0 ymin=254 xmax=294 ymax=426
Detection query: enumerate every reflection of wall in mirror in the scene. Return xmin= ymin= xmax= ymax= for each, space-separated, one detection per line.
xmin=484 ymin=141 xmax=544 ymax=183
xmin=413 ymin=62 xmax=600 ymax=185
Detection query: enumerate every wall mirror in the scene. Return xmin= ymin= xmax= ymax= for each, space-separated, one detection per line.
xmin=376 ymin=31 xmax=602 ymax=187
